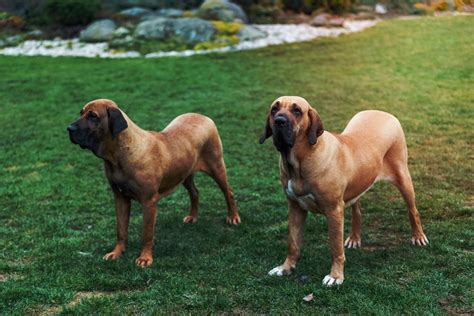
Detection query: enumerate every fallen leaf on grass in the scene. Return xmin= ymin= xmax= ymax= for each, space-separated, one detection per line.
xmin=303 ymin=293 xmax=314 ymax=302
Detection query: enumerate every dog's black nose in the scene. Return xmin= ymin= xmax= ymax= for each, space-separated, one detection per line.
xmin=274 ymin=116 xmax=288 ymax=126
xmin=67 ymin=124 xmax=78 ymax=132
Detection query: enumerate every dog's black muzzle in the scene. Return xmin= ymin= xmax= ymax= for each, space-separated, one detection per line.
xmin=272 ymin=114 xmax=294 ymax=153
xmin=67 ymin=122 xmax=89 ymax=148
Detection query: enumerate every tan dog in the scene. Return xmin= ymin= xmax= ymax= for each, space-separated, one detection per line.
xmin=67 ymin=99 xmax=240 ymax=267
xmin=260 ymin=96 xmax=428 ymax=286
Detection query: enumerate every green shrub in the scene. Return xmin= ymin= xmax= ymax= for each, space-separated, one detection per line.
xmin=45 ymin=0 xmax=101 ymax=26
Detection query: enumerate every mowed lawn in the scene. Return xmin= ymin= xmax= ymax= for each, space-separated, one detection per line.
xmin=0 ymin=16 xmax=472 ymax=314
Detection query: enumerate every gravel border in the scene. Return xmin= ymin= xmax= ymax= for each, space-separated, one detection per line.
xmin=0 ymin=20 xmax=379 ymax=58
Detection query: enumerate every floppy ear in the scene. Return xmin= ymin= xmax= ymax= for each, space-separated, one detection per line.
xmin=107 ymin=107 xmax=128 ymax=138
xmin=259 ymin=114 xmax=272 ymax=144
xmin=307 ymin=108 xmax=324 ymax=145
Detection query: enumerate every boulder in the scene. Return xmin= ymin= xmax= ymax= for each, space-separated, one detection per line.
xmin=157 ymin=8 xmax=184 ymax=18
xmin=172 ymin=18 xmax=216 ymax=45
xmin=311 ymin=14 xmax=330 ymax=26
xmin=119 ymin=6 xmax=152 ymax=17
xmin=198 ymin=0 xmax=248 ymax=23
xmin=237 ymin=25 xmax=267 ymax=41
xmin=80 ymin=19 xmax=117 ymax=43
xmin=135 ymin=17 xmax=171 ymax=40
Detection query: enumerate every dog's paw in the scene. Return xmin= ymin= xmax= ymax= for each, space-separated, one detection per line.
xmin=268 ymin=265 xmax=291 ymax=276
xmin=344 ymin=235 xmax=361 ymax=249
xmin=103 ymin=251 xmax=121 ymax=261
xmin=226 ymin=213 xmax=241 ymax=225
xmin=183 ymin=215 xmax=198 ymax=224
xmin=322 ymin=275 xmax=344 ymax=287
xmin=411 ymin=234 xmax=429 ymax=246
xmin=135 ymin=254 xmax=153 ymax=268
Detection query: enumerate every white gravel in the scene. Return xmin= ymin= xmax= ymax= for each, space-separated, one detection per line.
xmin=0 ymin=20 xmax=378 ymax=59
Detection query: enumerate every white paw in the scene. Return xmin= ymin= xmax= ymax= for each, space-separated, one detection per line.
xmin=344 ymin=237 xmax=361 ymax=248
xmin=322 ymin=275 xmax=343 ymax=287
xmin=411 ymin=235 xmax=429 ymax=246
xmin=268 ymin=265 xmax=290 ymax=276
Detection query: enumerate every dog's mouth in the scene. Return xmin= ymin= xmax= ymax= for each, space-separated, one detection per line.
xmin=68 ymin=126 xmax=97 ymax=151
xmin=272 ymin=123 xmax=295 ymax=153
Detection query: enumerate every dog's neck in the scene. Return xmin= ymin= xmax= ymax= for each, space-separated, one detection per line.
xmin=280 ymin=132 xmax=328 ymax=178
xmin=99 ymin=118 xmax=151 ymax=166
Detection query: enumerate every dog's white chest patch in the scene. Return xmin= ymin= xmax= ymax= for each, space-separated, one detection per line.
xmin=285 ymin=180 xmax=316 ymax=211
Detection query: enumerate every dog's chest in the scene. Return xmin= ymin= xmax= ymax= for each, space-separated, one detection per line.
xmin=285 ymin=179 xmax=319 ymax=212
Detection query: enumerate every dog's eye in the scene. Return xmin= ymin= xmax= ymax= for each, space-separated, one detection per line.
xmin=88 ymin=112 xmax=99 ymax=121
xmin=271 ymin=107 xmax=278 ymax=114
xmin=292 ymin=108 xmax=302 ymax=116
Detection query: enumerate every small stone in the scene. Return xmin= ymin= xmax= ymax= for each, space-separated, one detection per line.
xmin=157 ymin=8 xmax=184 ymax=18
xmin=311 ymin=14 xmax=330 ymax=26
xmin=26 ymin=29 xmax=44 ymax=39
xmin=113 ymin=27 xmax=130 ymax=38
xmin=119 ymin=6 xmax=152 ymax=17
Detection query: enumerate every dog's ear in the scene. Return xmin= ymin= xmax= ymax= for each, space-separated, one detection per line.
xmin=307 ymin=108 xmax=324 ymax=145
xmin=259 ymin=114 xmax=272 ymax=144
xmin=107 ymin=107 xmax=128 ymax=138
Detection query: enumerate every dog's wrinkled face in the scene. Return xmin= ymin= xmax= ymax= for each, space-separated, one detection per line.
xmin=67 ymin=99 xmax=128 ymax=156
xmin=259 ymin=96 xmax=324 ymax=153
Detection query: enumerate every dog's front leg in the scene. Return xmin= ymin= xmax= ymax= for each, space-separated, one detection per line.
xmin=323 ymin=202 xmax=345 ymax=286
xmin=268 ymin=200 xmax=308 ymax=276
xmin=103 ymin=191 xmax=131 ymax=261
xmin=136 ymin=195 xmax=159 ymax=268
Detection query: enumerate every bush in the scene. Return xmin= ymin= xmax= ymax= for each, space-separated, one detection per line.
xmin=45 ymin=0 xmax=101 ymax=26
xmin=0 ymin=12 xmax=25 ymax=31
xmin=211 ymin=21 xmax=242 ymax=35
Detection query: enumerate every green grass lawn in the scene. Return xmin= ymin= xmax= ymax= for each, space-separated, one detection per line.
xmin=0 ymin=16 xmax=473 ymax=314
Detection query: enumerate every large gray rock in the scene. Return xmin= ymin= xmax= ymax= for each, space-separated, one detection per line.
xmin=198 ymin=0 xmax=248 ymax=23
xmin=80 ymin=19 xmax=117 ymax=43
xmin=135 ymin=17 xmax=171 ymax=39
xmin=119 ymin=6 xmax=152 ymax=17
xmin=172 ymin=18 xmax=216 ymax=45
xmin=237 ymin=25 xmax=267 ymax=41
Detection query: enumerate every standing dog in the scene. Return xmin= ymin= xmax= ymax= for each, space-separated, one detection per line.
xmin=67 ymin=99 xmax=240 ymax=267
xmin=260 ymin=96 xmax=428 ymax=286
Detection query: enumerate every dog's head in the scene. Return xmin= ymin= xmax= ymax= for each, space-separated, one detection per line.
xmin=67 ymin=99 xmax=128 ymax=155
xmin=259 ymin=96 xmax=324 ymax=153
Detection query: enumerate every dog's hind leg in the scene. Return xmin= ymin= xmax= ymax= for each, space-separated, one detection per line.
xmin=200 ymin=135 xmax=240 ymax=225
xmin=182 ymin=174 xmax=199 ymax=224
xmin=389 ymin=164 xmax=429 ymax=246
xmin=208 ymin=160 xmax=240 ymax=225
xmin=344 ymin=200 xmax=362 ymax=248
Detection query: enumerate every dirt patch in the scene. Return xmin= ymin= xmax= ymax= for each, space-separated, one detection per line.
xmin=29 ymin=291 xmax=111 ymax=315
xmin=439 ymin=296 xmax=473 ymax=315
xmin=0 ymin=273 xmax=23 ymax=282
xmin=67 ymin=291 xmax=109 ymax=308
